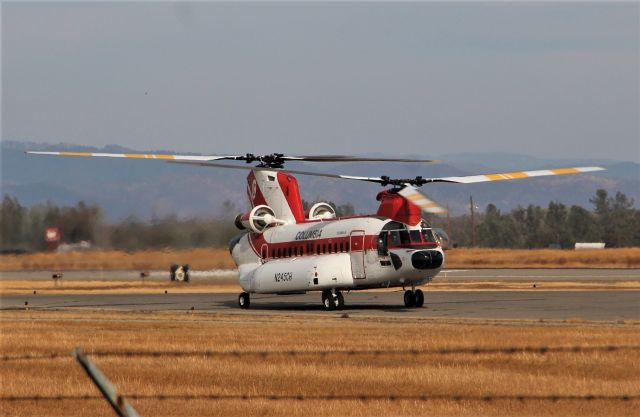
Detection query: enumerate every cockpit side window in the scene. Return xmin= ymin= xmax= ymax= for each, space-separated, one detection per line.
xmin=422 ymin=228 xmax=436 ymax=243
xmin=377 ymin=231 xmax=388 ymax=255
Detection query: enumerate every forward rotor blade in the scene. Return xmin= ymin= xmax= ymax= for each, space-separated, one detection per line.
xmin=284 ymin=155 xmax=438 ymax=163
xmin=25 ymin=151 xmax=239 ymax=162
xmin=26 ymin=151 xmax=436 ymax=165
xmin=169 ymin=160 xmax=385 ymax=183
xmin=429 ymin=166 xmax=605 ymax=184
xmin=398 ymin=185 xmax=448 ymax=215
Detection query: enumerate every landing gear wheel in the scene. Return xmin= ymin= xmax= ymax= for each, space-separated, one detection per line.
xmin=404 ymin=290 xmax=416 ymax=308
xmin=336 ymin=291 xmax=345 ymax=310
xmin=414 ymin=289 xmax=424 ymax=308
xmin=170 ymin=264 xmax=178 ymax=281
xmin=322 ymin=291 xmax=336 ymax=311
xmin=238 ymin=292 xmax=250 ymax=309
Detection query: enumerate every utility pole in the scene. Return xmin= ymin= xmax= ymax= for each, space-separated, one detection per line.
xmin=446 ymin=204 xmax=452 ymax=246
xmin=470 ymin=196 xmax=476 ymax=247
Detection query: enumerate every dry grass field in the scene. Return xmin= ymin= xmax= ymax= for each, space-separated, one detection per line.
xmin=1 ymin=247 xmax=639 ymax=271
xmin=446 ymin=248 xmax=640 ymax=269
xmin=0 ymin=310 xmax=638 ymax=417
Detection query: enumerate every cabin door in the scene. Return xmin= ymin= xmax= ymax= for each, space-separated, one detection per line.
xmin=349 ymin=230 xmax=366 ymax=279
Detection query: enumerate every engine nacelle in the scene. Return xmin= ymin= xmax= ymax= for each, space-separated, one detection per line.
xmin=234 ymin=205 xmax=279 ymax=233
xmin=308 ymin=202 xmax=336 ymax=220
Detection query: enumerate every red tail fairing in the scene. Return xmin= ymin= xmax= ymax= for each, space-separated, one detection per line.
xmin=376 ymin=190 xmax=422 ymax=226
xmin=276 ymin=172 xmax=305 ymax=222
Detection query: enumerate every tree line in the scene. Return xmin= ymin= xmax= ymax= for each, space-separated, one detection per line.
xmin=429 ymin=189 xmax=639 ymax=248
xmin=0 ymin=189 xmax=637 ymax=252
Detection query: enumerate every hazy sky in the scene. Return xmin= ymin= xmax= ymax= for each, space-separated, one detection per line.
xmin=3 ymin=2 xmax=639 ymax=161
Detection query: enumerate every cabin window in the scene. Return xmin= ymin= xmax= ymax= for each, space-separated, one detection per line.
xmin=261 ymin=246 xmax=268 ymax=259
xmin=345 ymin=242 xmax=350 ymax=252
xmin=316 ymin=244 xmax=320 ymax=255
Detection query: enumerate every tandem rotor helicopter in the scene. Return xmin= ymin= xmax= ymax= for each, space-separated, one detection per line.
xmin=27 ymin=150 xmax=604 ymax=310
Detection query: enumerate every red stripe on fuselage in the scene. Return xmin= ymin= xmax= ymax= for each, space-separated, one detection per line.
xmin=247 ymin=232 xmax=438 ymax=259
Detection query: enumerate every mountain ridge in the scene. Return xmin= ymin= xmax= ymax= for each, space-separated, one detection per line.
xmin=2 ymin=140 xmax=638 ymax=220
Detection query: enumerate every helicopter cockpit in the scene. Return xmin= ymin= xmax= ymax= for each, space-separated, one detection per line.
xmin=377 ymin=221 xmax=440 ymax=256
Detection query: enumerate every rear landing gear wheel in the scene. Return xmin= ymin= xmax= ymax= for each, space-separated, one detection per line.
xmin=403 ymin=290 xmax=416 ymax=308
xmin=336 ymin=291 xmax=345 ymax=310
xmin=414 ymin=289 xmax=424 ymax=308
xmin=238 ymin=292 xmax=250 ymax=309
xmin=322 ymin=290 xmax=336 ymax=311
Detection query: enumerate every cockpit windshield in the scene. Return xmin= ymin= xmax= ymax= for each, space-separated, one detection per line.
xmin=377 ymin=221 xmax=439 ymax=255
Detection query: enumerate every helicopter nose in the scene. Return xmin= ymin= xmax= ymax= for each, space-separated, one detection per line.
xmin=411 ymin=250 xmax=443 ymax=270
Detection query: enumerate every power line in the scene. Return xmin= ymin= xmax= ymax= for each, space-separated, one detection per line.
xmin=2 ymin=345 xmax=638 ymax=362
xmin=1 ymin=394 xmax=638 ymax=402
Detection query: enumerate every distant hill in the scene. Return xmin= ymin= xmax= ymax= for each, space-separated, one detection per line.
xmin=2 ymin=140 xmax=638 ymax=220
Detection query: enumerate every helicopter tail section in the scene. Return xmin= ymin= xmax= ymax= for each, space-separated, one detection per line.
xmin=247 ymin=170 xmax=305 ymax=224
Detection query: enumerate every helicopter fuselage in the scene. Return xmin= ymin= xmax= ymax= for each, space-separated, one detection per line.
xmin=230 ymin=215 xmax=444 ymax=295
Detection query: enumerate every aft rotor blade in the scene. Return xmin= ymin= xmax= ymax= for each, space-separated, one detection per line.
xmin=284 ymin=155 xmax=438 ymax=163
xmin=169 ymin=160 xmax=385 ymax=183
xmin=428 ymin=166 xmax=605 ymax=184
xmin=25 ymin=151 xmax=241 ymax=162
xmin=398 ymin=185 xmax=448 ymax=215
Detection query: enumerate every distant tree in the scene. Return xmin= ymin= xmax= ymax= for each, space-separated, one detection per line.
xmin=589 ymin=189 xmax=636 ymax=247
xmin=610 ymin=191 xmax=635 ymax=247
xmin=0 ymin=196 xmax=26 ymax=249
xmin=545 ymin=201 xmax=571 ymax=248
xmin=477 ymin=204 xmax=503 ymax=247
xmin=56 ymin=201 xmax=101 ymax=243
xmin=524 ymin=205 xmax=546 ymax=248
xmin=335 ymin=203 xmax=355 ymax=217
xmin=567 ymin=205 xmax=598 ymax=243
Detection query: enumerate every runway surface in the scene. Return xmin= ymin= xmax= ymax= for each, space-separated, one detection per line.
xmin=2 ymin=269 xmax=638 ymax=321
xmin=2 ymin=268 xmax=638 ymax=281
xmin=2 ymin=290 xmax=638 ymax=321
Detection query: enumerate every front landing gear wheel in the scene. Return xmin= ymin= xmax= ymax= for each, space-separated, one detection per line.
xmin=403 ymin=290 xmax=416 ymax=308
xmin=238 ymin=292 xmax=250 ymax=309
xmin=414 ymin=289 xmax=425 ymax=308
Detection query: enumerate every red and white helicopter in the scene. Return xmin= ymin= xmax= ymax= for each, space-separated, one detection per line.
xmin=27 ymin=150 xmax=604 ymax=310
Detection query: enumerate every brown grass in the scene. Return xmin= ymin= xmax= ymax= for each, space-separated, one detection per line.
xmin=0 ymin=310 xmax=638 ymax=417
xmin=1 ymin=247 xmax=639 ymax=271
xmin=0 ymin=248 xmax=235 ymax=271
xmin=445 ymin=247 xmax=640 ymax=269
